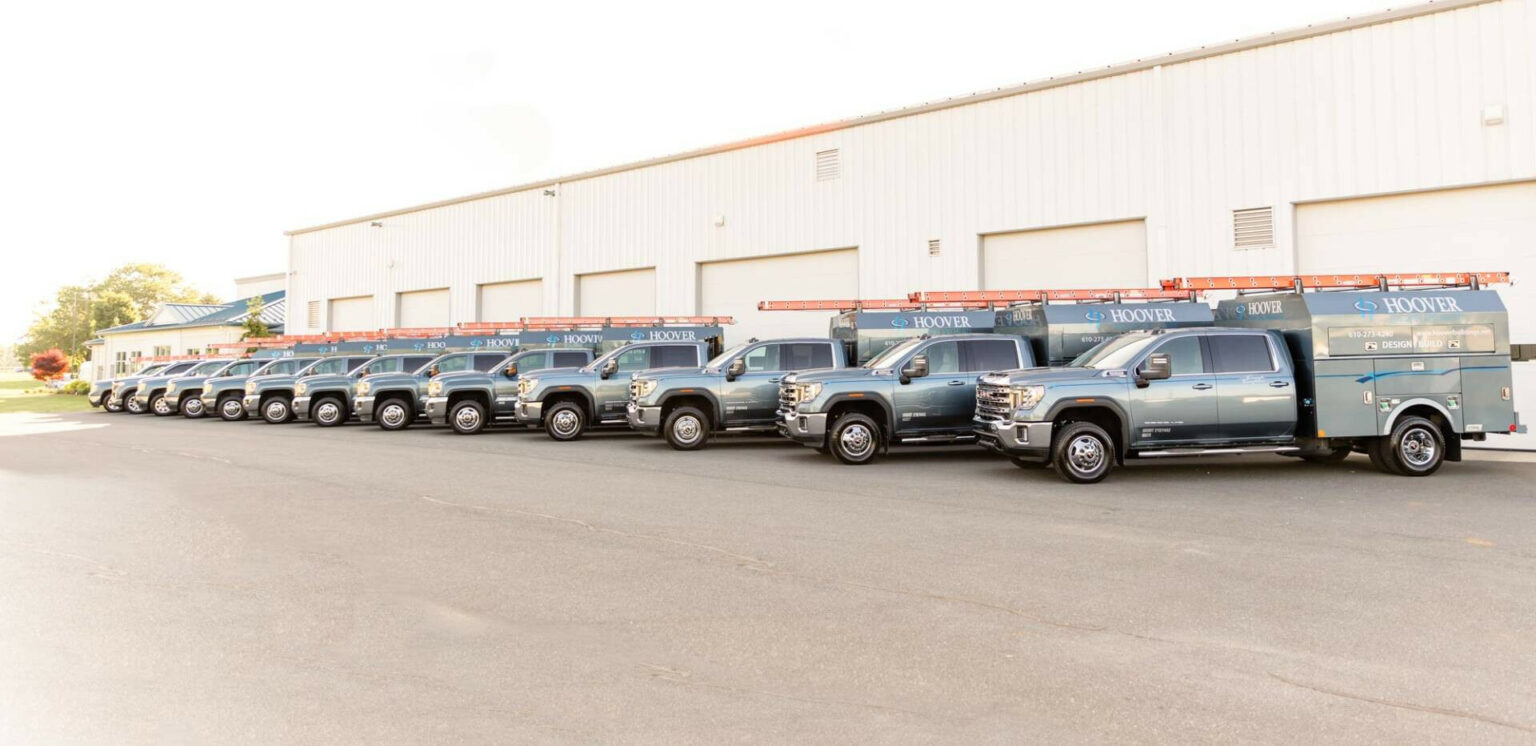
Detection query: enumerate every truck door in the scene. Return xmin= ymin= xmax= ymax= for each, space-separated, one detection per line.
xmin=895 ymin=340 xmax=965 ymax=433
xmin=722 ymin=343 xmax=782 ymax=424
xmin=1128 ymin=334 xmax=1220 ymax=446
xmin=494 ymin=352 xmax=544 ymax=414
xmin=1209 ymin=333 xmax=1295 ymax=441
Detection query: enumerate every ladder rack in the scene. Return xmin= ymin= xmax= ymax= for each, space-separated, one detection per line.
xmin=758 ymin=299 xmax=924 ymax=311
xmin=1161 ymin=272 xmax=1509 ymax=292
xmin=908 ymin=288 xmax=1199 ymax=305
xmin=519 ymin=316 xmax=733 ymax=329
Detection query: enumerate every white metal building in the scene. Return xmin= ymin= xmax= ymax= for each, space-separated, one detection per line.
xmin=285 ymin=0 xmax=1536 ymax=444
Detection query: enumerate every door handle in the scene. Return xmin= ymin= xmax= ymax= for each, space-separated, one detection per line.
xmin=1191 ymin=383 xmax=1214 ymax=390
xmin=947 ymin=380 xmax=965 ymax=386
xmin=1269 ymin=380 xmax=1290 ymax=388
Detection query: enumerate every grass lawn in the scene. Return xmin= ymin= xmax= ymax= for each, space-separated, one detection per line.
xmin=0 ymin=372 xmax=95 ymax=415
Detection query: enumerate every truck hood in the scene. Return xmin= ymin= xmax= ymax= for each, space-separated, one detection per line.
xmin=984 ymin=366 xmax=1112 ymax=386
xmin=296 ymin=373 xmax=352 ymax=390
xmin=431 ymin=369 xmax=492 ymax=385
xmin=784 ymin=367 xmax=893 ymax=385
xmin=204 ymin=373 xmax=252 ymax=387
xmin=168 ymin=373 xmax=211 ymax=387
xmin=359 ymin=371 xmax=422 ymax=387
xmin=633 ymin=366 xmax=709 ymax=380
xmin=136 ymin=374 xmax=179 ymax=390
xmin=249 ymin=374 xmax=299 ymax=389
xmin=112 ymin=375 xmax=149 ymax=390
xmin=528 ymin=367 xmax=587 ymax=383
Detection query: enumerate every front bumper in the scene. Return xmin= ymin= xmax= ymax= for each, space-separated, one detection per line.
xmin=424 ymin=396 xmax=449 ymax=425
xmin=132 ymin=393 xmax=150 ymax=410
xmin=242 ymin=394 xmax=261 ymax=416
xmin=292 ymin=395 xmax=313 ymax=420
xmin=354 ymin=395 xmax=376 ymax=422
xmin=200 ymin=391 xmax=221 ymax=410
xmin=777 ymin=409 xmax=829 ymax=446
xmin=516 ymin=400 xmax=543 ymax=425
xmin=974 ymin=415 xmax=1053 ymax=462
xmin=626 ymin=403 xmax=662 ymax=434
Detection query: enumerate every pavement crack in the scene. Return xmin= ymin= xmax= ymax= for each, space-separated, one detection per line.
xmin=1267 ymin=672 xmax=1535 ymax=734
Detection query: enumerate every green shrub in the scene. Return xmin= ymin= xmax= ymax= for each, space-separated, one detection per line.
xmin=59 ymin=379 xmax=90 ymax=395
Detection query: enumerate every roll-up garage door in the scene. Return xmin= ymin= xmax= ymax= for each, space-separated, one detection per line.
xmin=328 ymin=295 xmax=375 ymax=332
xmin=396 ymin=288 xmax=451 ymax=328
xmin=698 ymin=248 xmax=859 ymax=341
xmin=577 ymin=268 xmax=656 ymax=317
xmin=981 ymin=219 xmax=1147 ymax=289
xmin=478 ymin=279 xmax=542 ymax=323
xmin=1296 ymin=181 xmax=1536 ymax=450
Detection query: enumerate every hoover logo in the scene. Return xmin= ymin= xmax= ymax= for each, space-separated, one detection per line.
xmin=546 ymin=334 xmax=561 ymax=344
xmin=362 ymin=344 xmax=375 ymax=353
xmin=1106 ymin=308 xmax=1176 ymax=324
xmin=412 ymin=342 xmax=426 ymax=351
xmin=1354 ymin=299 xmax=1378 ymax=314
xmin=890 ymin=317 xmax=911 ymax=328
xmin=1381 ymin=296 xmax=1463 ymax=314
xmin=1241 ymin=300 xmax=1284 ymax=318
xmin=480 ymin=337 xmax=517 ymax=348
xmin=911 ymin=315 xmax=973 ymax=329
xmin=630 ymin=331 xmax=646 ymax=341
xmin=643 ymin=330 xmax=698 ymax=341
xmin=1084 ymin=309 xmax=1106 ymax=323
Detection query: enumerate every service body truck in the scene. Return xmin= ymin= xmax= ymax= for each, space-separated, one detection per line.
xmin=425 ymin=345 xmax=595 ymax=434
xmin=627 ymin=337 xmax=849 ymax=450
xmin=115 ymin=360 xmax=199 ymax=414
xmin=203 ymin=355 xmax=319 ymax=421
xmin=294 ymin=352 xmax=436 ymax=427
xmin=516 ymin=324 xmax=726 ymax=441
xmin=164 ymin=358 xmax=266 ymax=418
xmin=93 ymin=362 xmax=168 ymax=411
xmin=355 ymin=335 xmax=522 ymax=430
xmin=243 ymin=354 xmax=375 ymax=423
xmin=139 ymin=360 xmax=235 ymax=416
xmin=976 ymin=274 xmax=1523 ymax=482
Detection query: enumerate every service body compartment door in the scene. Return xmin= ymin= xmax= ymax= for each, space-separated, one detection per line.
xmin=1458 ymin=357 xmax=1516 ymax=436
xmin=1313 ymin=359 xmax=1377 ymax=438
xmin=1374 ymin=358 xmax=1463 ymax=434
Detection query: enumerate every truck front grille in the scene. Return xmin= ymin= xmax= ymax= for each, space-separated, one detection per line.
xmin=975 ymin=382 xmax=1014 ymax=419
xmin=629 ymin=380 xmax=642 ymax=400
xmin=779 ymin=383 xmax=801 ymax=410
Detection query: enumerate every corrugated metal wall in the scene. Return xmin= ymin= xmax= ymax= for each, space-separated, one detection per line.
xmin=289 ymin=0 xmax=1535 ymax=331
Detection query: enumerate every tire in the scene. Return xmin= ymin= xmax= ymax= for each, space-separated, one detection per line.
xmin=376 ymin=397 xmax=414 ymax=431
xmin=150 ymin=393 xmax=174 ymax=416
xmin=104 ymin=395 xmax=123 ymax=413
xmin=312 ymin=397 xmax=347 ymax=427
xmin=261 ymin=396 xmax=293 ymax=424
xmin=124 ymin=392 xmax=145 ymax=414
xmin=1300 ymin=445 xmax=1352 ymax=464
xmin=828 ymin=412 xmax=881 ymax=465
xmin=544 ymin=401 xmax=586 ymax=441
xmin=449 ymin=400 xmax=488 ymax=435
xmin=664 ymin=406 xmax=710 ymax=451
xmin=97 ymin=392 xmax=112 ymax=409
xmin=218 ymin=395 xmax=246 ymax=421
xmin=1366 ymin=436 xmax=1401 ymax=475
xmin=1051 ymin=421 xmax=1115 ymax=484
xmin=1385 ymin=416 xmax=1445 ymax=477
xmin=182 ymin=394 xmax=207 ymax=419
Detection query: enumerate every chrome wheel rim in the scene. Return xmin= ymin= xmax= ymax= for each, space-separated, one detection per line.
xmin=265 ymin=401 xmax=288 ymax=421
xmin=380 ymin=403 xmax=407 ymax=428
xmin=106 ymin=399 xmax=122 ymax=412
xmin=316 ymin=401 xmax=341 ymax=424
xmin=839 ymin=423 xmax=875 ymax=459
xmin=673 ymin=414 xmax=702 ymax=444
xmin=1400 ymin=427 xmax=1437 ymax=468
xmin=184 ymin=398 xmax=203 ymax=416
xmin=1067 ymin=434 xmax=1105 ymax=474
xmin=453 ymin=406 xmax=482 ymax=431
xmin=126 ymin=397 xmax=144 ymax=414
xmin=551 ymin=409 xmax=580 ymax=436
xmin=153 ymin=397 xmax=171 ymax=415
xmin=221 ymin=400 xmax=243 ymax=418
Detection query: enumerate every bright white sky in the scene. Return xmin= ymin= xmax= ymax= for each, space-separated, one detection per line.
xmin=0 ymin=0 xmax=1397 ymax=341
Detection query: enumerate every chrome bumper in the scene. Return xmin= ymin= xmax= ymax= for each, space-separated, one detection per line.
xmin=242 ymin=394 xmax=261 ymax=416
xmin=973 ymin=415 xmax=1053 ymax=461
xmin=516 ymin=400 xmax=543 ymax=424
xmin=292 ymin=395 xmax=312 ymax=419
xmin=777 ymin=409 xmax=829 ymax=445
xmin=626 ymin=403 xmax=662 ymax=433
xmin=353 ymin=395 xmax=376 ymax=422
xmin=424 ymin=396 xmax=449 ymax=425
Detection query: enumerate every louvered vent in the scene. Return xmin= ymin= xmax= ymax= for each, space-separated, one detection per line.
xmin=1233 ymin=207 xmax=1275 ymax=250
xmin=815 ymin=149 xmax=840 ymax=181
xmin=307 ymin=300 xmax=320 ymax=329
xmin=928 ymin=239 xmax=942 ymax=257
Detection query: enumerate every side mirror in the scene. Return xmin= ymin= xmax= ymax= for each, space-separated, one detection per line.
xmin=725 ymin=358 xmax=745 ymax=381
xmin=600 ymin=358 xmax=619 ymax=379
xmin=900 ymin=355 xmax=929 ymax=384
xmin=1137 ymin=353 xmax=1172 ymax=388
xmin=503 ymin=365 xmax=518 ymax=379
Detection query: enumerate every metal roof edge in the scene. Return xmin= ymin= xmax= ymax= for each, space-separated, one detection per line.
xmin=283 ymin=0 xmax=1494 ymax=237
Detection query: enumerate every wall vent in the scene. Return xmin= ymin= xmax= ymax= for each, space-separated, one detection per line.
xmin=306 ymin=300 xmax=320 ymax=329
xmin=815 ymin=149 xmax=840 ymax=181
xmin=1233 ymin=206 xmax=1275 ymax=250
xmin=928 ymin=239 xmax=942 ymax=257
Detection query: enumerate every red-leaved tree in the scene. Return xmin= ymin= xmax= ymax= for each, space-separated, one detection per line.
xmin=30 ymin=349 xmax=70 ymax=381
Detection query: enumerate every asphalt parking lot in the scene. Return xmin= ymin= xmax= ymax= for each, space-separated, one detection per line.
xmin=2 ymin=411 xmax=1535 ymax=743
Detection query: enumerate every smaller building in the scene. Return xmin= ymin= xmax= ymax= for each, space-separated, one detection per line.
xmin=90 ymin=289 xmax=286 ymax=380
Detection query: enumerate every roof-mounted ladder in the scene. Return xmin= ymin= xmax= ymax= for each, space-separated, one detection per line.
xmin=757 ymin=299 xmax=925 ymax=312
xmin=908 ymin=288 xmax=1200 ymax=305
xmin=1161 ymin=272 xmax=1510 ymax=293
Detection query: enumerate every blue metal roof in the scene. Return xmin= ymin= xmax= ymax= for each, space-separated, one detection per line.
xmin=98 ymin=291 xmax=287 ymax=335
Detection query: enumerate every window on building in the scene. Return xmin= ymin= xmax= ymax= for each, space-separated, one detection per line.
xmin=154 ymin=345 xmax=171 ymax=357
xmin=307 ymin=301 xmax=321 ymax=329
xmin=114 ymin=351 xmax=128 ymax=376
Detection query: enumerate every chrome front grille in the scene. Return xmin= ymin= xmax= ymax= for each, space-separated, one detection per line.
xmin=779 ymin=383 xmax=801 ymax=410
xmin=975 ymin=382 xmax=1014 ymax=419
xmin=629 ymin=380 xmax=642 ymax=400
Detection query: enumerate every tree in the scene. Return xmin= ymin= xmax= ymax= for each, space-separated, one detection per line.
xmin=240 ymin=296 xmax=271 ymax=340
xmin=30 ymin=349 xmax=70 ymax=382
xmin=19 ymin=263 xmax=220 ymax=364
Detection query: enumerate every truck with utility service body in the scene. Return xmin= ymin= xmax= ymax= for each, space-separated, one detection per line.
xmin=163 ymin=358 xmax=265 ymax=418
xmin=294 ymin=352 xmax=436 ymax=427
xmin=202 ymin=354 xmax=319 ymax=421
xmin=243 ymin=354 xmax=375 ymax=423
xmin=114 ymin=359 xmax=199 ymax=414
xmin=355 ymin=335 xmax=522 ymax=430
xmin=425 ymin=345 xmax=595 ymax=434
xmin=138 ymin=359 xmax=234 ymax=416
xmin=93 ymin=362 xmax=168 ymax=411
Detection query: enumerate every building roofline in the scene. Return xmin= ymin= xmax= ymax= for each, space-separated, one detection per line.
xmin=235 ymin=272 xmax=287 ymax=283
xmin=284 ymin=0 xmax=1493 ymax=237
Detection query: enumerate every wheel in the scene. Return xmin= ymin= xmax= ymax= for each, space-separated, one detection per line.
xmin=449 ymin=400 xmax=487 ymax=435
xmin=1051 ymin=421 xmax=1114 ymax=484
xmin=1366 ymin=436 xmax=1400 ymax=475
xmin=124 ymin=393 xmax=145 ymax=414
xmin=312 ymin=397 xmax=347 ymax=427
xmin=544 ymin=401 xmax=586 ymax=441
xmin=262 ymin=397 xmax=294 ymax=424
xmin=1385 ymin=416 xmax=1445 ymax=477
xmin=218 ymin=395 xmax=246 ymax=421
xmin=664 ymin=406 xmax=710 ymax=451
xmin=181 ymin=395 xmax=207 ymax=418
xmin=376 ymin=397 xmax=413 ymax=431
xmin=150 ymin=393 xmax=174 ymax=416
xmin=97 ymin=391 xmax=112 ymax=409
xmin=828 ymin=412 xmax=881 ymax=465
xmin=104 ymin=395 xmax=123 ymax=413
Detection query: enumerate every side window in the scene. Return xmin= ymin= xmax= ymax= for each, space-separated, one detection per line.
xmin=653 ymin=345 xmax=699 ymax=368
xmin=436 ymin=355 xmax=470 ymax=374
xmin=405 ymin=356 xmax=434 ymax=372
xmin=961 ymin=340 xmax=1020 ymax=372
xmin=742 ymin=344 xmax=780 ymax=372
xmin=473 ymin=354 xmax=502 ymax=372
xmin=1209 ymin=334 xmax=1274 ymax=374
xmin=552 ymin=351 xmax=589 ymax=368
xmin=613 ymin=347 xmax=652 ymax=372
xmin=922 ymin=341 xmax=961 ymax=375
xmin=516 ymin=353 xmax=549 ymax=372
xmin=1149 ymin=335 xmax=1206 ymax=376
xmin=781 ymin=343 xmax=833 ymax=370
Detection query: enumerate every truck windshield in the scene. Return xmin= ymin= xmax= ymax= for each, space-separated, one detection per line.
xmin=863 ymin=339 xmax=925 ymax=370
xmin=706 ymin=344 xmax=749 ymax=368
xmin=583 ymin=347 xmax=626 ymax=372
xmin=134 ymin=364 xmax=167 ymax=376
xmin=189 ymin=361 xmax=228 ymax=376
xmin=1069 ymin=333 xmax=1158 ymax=369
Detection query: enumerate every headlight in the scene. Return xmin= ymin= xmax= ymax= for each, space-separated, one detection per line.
xmin=427 ymin=380 xmax=442 ymax=396
xmin=356 ymin=381 xmax=370 ymax=396
xmin=635 ymin=379 xmax=657 ymax=397
xmin=245 ymin=382 xmax=255 ymax=394
xmin=1013 ymin=385 xmax=1046 ymax=410
xmin=800 ymin=382 xmax=823 ymax=400
xmin=295 ymin=383 xmax=307 ymax=396
xmin=166 ymin=382 xmax=177 ymax=393
xmin=202 ymin=380 xmax=212 ymax=390
xmin=518 ymin=377 xmax=539 ymax=397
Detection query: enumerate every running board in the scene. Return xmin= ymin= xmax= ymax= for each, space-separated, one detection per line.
xmin=898 ymin=434 xmax=977 ymax=444
xmin=1137 ymin=446 xmax=1300 ymax=458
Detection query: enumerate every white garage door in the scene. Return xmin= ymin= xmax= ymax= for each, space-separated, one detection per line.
xmin=1297 ymin=181 xmax=1536 ymax=450
xmin=982 ymin=219 xmax=1148 ymax=290
xmin=478 ymin=279 xmax=543 ymax=323
xmin=328 ymin=295 xmax=375 ymax=332
xmin=577 ymin=268 xmax=656 ymax=317
xmin=699 ymin=248 xmax=859 ymax=341
xmin=396 ymin=288 xmax=451 ymax=328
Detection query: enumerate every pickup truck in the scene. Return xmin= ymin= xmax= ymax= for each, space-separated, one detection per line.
xmin=628 ymin=337 xmax=847 ymax=449
xmin=202 ymin=356 xmax=320 ymax=421
xmin=137 ymin=359 xmax=235 ymax=416
xmin=517 ymin=341 xmax=714 ymax=441
xmin=357 ymin=349 xmax=514 ymax=431
xmin=778 ymin=334 xmax=1032 ymax=464
xmin=294 ymin=353 xmax=437 ymax=426
xmin=164 ymin=358 xmax=266 ymax=418
xmin=425 ymin=347 xmax=596 ymax=434
xmin=243 ymin=355 xmax=374 ymax=424
xmin=114 ymin=360 xmax=199 ymax=414
xmin=92 ymin=363 xmax=168 ymax=411
xmin=976 ymin=286 xmax=1522 ymax=482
